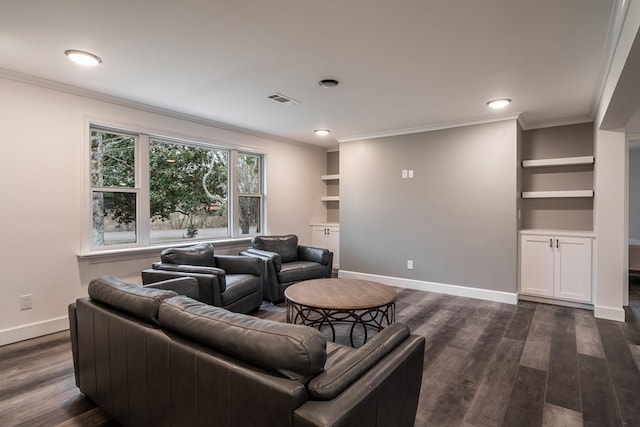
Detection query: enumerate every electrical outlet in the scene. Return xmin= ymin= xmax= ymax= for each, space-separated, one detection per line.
xmin=402 ymin=170 xmax=408 ymax=179
xmin=407 ymin=260 xmax=414 ymax=270
xmin=408 ymin=169 xmax=414 ymax=178
xmin=20 ymin=294 xmax=33 ymax=310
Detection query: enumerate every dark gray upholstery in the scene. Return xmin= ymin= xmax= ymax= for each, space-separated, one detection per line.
xmin=141 ymin=243 xmax=263 ymax=314
xmin=159 ymin=295 xmax=327 ymax=382
xmin=68 ymin=276 xmax=425 ymax=427
xmin=241 ymin=234 xmax=333 ymax=303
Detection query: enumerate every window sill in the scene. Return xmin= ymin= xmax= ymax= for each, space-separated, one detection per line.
xmin=77 ymin=237 xmax=253 ymax=264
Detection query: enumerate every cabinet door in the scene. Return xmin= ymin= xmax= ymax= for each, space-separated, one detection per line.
xmin=328 ymin=227 xmax=340 ymax=269
xmin=311 ymin=226 xmax=328 ymax=249
xmin=520 ymin=235 xmax=555 ymax=297
xmin=554 ymin=236 xmax=592 ymax=302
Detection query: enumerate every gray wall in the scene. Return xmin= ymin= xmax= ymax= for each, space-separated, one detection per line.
xmin=340 ymin=120 xmax=519 ymax=293
xmin=630 ymin=142 xmax=640 ymax=239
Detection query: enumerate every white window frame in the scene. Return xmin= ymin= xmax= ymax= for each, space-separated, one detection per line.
xmin=81 ymin=122 xmax=266 ymax=256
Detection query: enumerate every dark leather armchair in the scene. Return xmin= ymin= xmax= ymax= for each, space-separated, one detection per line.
xmin=241 ymin=234 xmax=333 ymax=303
xmin=141 ymin=243 xmax=263 ymax=314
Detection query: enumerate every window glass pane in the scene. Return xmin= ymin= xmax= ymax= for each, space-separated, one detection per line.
xmin=91 ymin=130 xmax=135 ymax=188
xmin=149 ymin=140 xmax=229 ymax=242
xmin=92 ymin=191 xmax=136 ymax=246
xmin=239 ymin=195 xmax=261 ymax=235
xmin=238 ymin=154 xmax=261 ymax=194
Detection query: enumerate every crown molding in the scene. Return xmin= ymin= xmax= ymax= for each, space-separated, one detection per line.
xmin=336 ymin=113 xmax=522 ymax=143
xmin=520 ymin=116 xmax=594 ymax=131
xmin=590 ymin=0 xmax=631 ymax=119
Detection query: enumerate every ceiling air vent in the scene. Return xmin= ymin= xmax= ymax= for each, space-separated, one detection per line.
xmin=267 ymin=93 xmax=300 ymax=105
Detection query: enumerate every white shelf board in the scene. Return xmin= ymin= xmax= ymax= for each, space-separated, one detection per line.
xmin=321 ymin=196 xmax=340 ymax=201
xmin=521 ymin=156 xmax=594 ymax=168
xmin=521 ymin=190 xmax=594 ymax=199
xmin=321 ymin=174 xmax=340 ymax=181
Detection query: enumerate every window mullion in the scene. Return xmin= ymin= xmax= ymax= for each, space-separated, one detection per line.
xmin=230 ymin=150 xmax=239 ymax=238
xmin=138 ymin=134 xmax=150 ymax=246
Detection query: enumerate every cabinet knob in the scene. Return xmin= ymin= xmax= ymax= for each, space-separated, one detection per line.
xmin=549 ymin=238 xmax=553 ymax=248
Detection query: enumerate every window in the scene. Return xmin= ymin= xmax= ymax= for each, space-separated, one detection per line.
xmin=88 ymin=127 xmax=265 ymax=251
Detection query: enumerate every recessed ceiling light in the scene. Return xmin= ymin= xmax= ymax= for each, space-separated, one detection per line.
xmin=487 ymin=98 xmax=511 ymax=109
xmin=65 ymin=50 xmax=102 ymax=66
xmin=314 ymin=129 xmax=330 ymax=136
xmin=318 ymin=79 xmax=339 ymax=88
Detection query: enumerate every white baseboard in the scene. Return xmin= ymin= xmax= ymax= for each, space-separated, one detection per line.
xmin=338 ymin=270 xmax=518 ymax=305
xmin=0 ymin=316 xmax=69 ymax=347
xmin=594 ymin=304 xmax=626 ymax=322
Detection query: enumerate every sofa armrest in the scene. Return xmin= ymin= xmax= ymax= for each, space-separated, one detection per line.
xmin=242 ymin=248 xmax=282 ymax=271
xmin=307 ymin=323 xmax=410 ymax=400
xmin=298 ymin=246 xmax=331 ymax=266
xmin=68 ymin=302 xmax=79 ymax=387
xmin=215 ymin=254 xmax=262 ymax=276
xmin=294 ymin=333 xmax=425 ymax=427
xmin=143 ymin=277 xmax=200 ymax=301
xmin=142 ymin=269 xmax=223 ymax=306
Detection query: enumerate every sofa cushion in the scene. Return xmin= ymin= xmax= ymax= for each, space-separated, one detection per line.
xmin=252 ymin=234 xmax=298 ymax=263
xmin=307 ymin=323 xmax=410 ymax=400
xmin=88 ymin=276 xmax=178 ymax=325
xmin=159 ymin=296 xmax=327 ymax=382
xmin=160 ymin=243 xmax=215 ymax=267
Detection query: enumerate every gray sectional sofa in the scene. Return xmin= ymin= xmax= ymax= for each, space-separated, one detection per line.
xmin=68 ymin=276 xmax=425 ymax=427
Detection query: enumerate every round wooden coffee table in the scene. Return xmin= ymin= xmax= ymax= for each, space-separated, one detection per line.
xmin=285 ymin=278 xmax=396 ymax=346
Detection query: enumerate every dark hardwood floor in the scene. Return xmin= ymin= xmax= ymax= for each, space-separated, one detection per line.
xmin=3 ymin=283 xmax=640 ymax=427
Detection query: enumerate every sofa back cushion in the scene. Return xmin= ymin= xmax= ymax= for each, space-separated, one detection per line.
xmin=251 ymin=234 xmax=298 ymax=263
xmin=88 ymin=276 xmax=177 ymax=325
xmin=159 ymin=295 xmax=326 ymax=382
xmin=160 ymin=243 xmax=215 ymax=267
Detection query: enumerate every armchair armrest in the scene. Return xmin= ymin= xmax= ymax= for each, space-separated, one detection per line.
xmin=298 ymin=245 xmax=331 ymax=266
xmin=142 ymin=268 xmax=223 ymax=306
xmin=152 ymin=262 xmax=226 ymax=276
xmin=215 ymin=254 xmax=262 ymax=276
xmin=143 ymin=277 xmax=200 ymax=301
xmin=242 ymin=248 xmax=282 ymax=271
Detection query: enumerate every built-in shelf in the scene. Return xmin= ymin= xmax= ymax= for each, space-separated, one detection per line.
xmin=321 ymin=196 xmax=340 ymax=202
xmin=321 ymin=174 xmax=340 ymax=181
xmin=521 ymin=156 xmax=594 ymax=168
xmin=521 ymin=190 xmax=594 ymax=199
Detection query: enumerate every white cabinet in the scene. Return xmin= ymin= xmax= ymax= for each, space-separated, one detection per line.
xmin=311 ymin=224 xmax=339 ymax=269
xmin=519 ymin=231 xmax=593 ymax=303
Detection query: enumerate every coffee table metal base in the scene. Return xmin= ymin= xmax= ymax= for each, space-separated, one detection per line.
xmin=286 ymin=301 xmax=395 ymax=347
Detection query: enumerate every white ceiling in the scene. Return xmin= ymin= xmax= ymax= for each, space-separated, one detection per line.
xmin=0 ymin=0 xmax=619 ymax=148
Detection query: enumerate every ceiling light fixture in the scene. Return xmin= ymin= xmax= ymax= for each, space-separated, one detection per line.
xmin=65 ymin=49 xmax=102 ymax=66
xmin=487 ymin=98 xmax=511 ymax=109
xmin=318 ymin=79 xmax=339 ymax=88
xmin=314 ymin=129 xmax=330 ymax=136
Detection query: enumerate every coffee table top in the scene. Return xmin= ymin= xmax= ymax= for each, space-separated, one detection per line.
xmin=284 ymin=278 xmax=396 ymax=310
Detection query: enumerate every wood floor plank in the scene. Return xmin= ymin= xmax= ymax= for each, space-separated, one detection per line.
xmin=597 ymin=319 xmax=640 ymax=425
xmin=462 ymin=337 xmax=525 ymax=426
xmin=503 ymin=305 xmax=535 ymax=341
xmin=574 ymin=308 xmax=605 ymax=358
xmin=519 ymin=304 xmax=554 ymax=371
xmin=501 ymin=365 xmax=546 ymax=427
xmin=578 ymin=353 xmax=622 ymax=427
xmin=545 ymin=308 xmax=581 ymax=412
xmin=542 ymin=404 xmax=583 ymax=427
